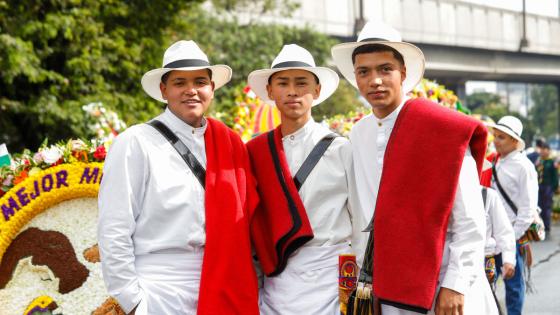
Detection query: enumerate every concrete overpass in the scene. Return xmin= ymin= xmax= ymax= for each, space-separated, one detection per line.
xmin=229 ymin=0 xmax=560 ymax=85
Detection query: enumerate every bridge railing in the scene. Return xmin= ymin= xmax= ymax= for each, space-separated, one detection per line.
xmin=223 ymin=0 xmax=560 ymax=56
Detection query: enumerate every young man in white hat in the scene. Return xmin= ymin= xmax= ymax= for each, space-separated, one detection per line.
xmin=98 ymin=40 xmax=260 ymax=315
xmin=246 ymin=44 xmax=367 ymax=314
xmin=332 ymin=21 xmax=498 ymax=314
xmin=489 ymin=115 xmax=539 ymax=315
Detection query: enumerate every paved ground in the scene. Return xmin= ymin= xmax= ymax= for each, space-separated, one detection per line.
xmin=495 ymin=221 xmax=560 ymax=314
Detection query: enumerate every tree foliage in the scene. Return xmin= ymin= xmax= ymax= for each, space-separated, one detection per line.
xmin=0 ymin=0 xmax=204 ymax=151
xmin=1 ymin=1 xmax=361 ymax=152
xmin=530 ymin=84 xmax=559 ymax=139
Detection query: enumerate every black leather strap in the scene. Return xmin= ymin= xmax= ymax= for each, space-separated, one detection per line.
xmin=147 ymin=120 xmax=206 ymax=188
xmin=293 ymin=133 xmax=337 ymax=191
xmin=492 ymin=162 xmax=518 ymax=215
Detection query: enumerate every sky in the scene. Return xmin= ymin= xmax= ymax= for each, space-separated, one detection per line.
xmin=460 ymin=0 xmax=559 ymax=17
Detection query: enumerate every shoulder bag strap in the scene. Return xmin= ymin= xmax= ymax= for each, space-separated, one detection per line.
xmin=147 ymin=120 xmax=206 ymax=188
xmin=293 ymin=133 xmax=338 ymax=191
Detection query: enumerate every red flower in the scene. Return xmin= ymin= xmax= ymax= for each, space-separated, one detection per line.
xmin=13 ymin=170 xmax=29 ymax=185
xmin=52 ymin=158 xmax=64 ymax=166
xmin=0 ymin=189 xmax=4 ymax=198
xmin=94 ymin=145 xmax=107 ymax=161
xmin=243 ymin=86 xmax=251 ymax=94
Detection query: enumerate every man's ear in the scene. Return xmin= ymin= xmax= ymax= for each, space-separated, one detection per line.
xmin=266 ymin=84 xmax=273 ymax=99
xmin=159 ymin=82 xmax=168 ymax=100
xmin=314 ymin=84 xmax=322 ymax=100
xmin=401 ymin=65 xmax=407 ymax=84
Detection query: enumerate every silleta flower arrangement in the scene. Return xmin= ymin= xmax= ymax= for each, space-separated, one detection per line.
xmin=0 ymin=103 xmax=126 ymax=314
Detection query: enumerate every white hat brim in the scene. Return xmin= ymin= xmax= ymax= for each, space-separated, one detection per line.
xmin=141 ymin=65 xmax=232 ymax=103
xmin=331 ymin=41 xmax=425 ymax=93
xmin=247 ymin=67 xmax=339 ymax=106
xmin=487 ymin=123 xmax=526 ymax=150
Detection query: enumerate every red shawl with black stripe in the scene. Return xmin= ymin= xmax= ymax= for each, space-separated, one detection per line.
xmin=372 ymin=98 xmax=487 ymax=312
xmin=247 ymin=127 xmax=314 ymax=276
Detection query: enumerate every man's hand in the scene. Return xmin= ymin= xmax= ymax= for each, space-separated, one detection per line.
xmin=435 ymin=287 xmax=464 ymax=315
xmin=502 ymin=263 xmax=515 ymax=279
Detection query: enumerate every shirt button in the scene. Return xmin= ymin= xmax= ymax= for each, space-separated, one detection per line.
xmin=290 ymin=135 xmax=295 ymax=140
xmin=378 ymin=122 xmax=382 ymax=127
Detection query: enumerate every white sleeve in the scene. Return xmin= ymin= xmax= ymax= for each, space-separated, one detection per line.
xmin=345 ymin=144 xmax=368 ymax=268
xmin=98 ymin=130 xmax=147 ymax=313
xmin=488 ymin=189 xmax=517 ymax=265
xmin=512 ymin=165 xmax=538 ymax=239
xmin=440 ymin=150 xmax=486 ymax=295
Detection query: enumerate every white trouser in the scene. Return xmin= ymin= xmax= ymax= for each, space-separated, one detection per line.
xmin=381 ymin=272 xmax=498 ymax=315
xmin=260 ymin=243 xmax=352 ymax=315
xmin=134 ymin=252 xmax=204 ymax=315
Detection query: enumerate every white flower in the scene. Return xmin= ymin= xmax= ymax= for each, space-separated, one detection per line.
xmin=33 ymin=152 xmax=44 ymax=164
xmin=40 ymin=146 xmax=63 ymax=164
xmin=69 ymin=139 xmax=87 ymax=151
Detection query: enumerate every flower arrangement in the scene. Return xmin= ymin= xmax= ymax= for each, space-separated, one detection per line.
xmin=82 ymin=102 xmax=127 ymax=142
xmin=323 ymin=109 xmax=370 ymax=137
xmin=0 ymin=139 xmax=108 ymax=198
xmin=220 ymin=86 xmax=281 ymax=142
xmin=410 ymin=79 xmax=471 ymax=114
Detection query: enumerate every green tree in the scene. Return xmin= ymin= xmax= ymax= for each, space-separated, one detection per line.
xmin=0 ymin=0 xmax=204 ymax=151
xmin=465 ymin=92 xmax=502 ymax=111
xmin=0 ymin=0 xmax=302 ymax=151
xmin=530 ymin=84 xmax=559 ymax=138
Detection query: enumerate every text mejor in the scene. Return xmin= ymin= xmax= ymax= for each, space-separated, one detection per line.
xmin=1 ymin=166 xmax=102 ymax=221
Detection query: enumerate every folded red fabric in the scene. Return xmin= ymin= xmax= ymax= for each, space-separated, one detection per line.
xmin=373 ymin=98 xmax=487 ymax=311
xmin=247 ymin=127 xmax=314 ymax=276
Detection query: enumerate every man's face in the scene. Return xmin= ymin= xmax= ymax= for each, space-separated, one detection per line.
xmin=540 ymin=147 xmax=550 ymax=159
xmin=353 ymin=51 xmax=406 ymax=118
xmin=493 ymin=129 xmax=518 ymax=156
xmin=266 ymin=69 xmax=320 ymax=121
xmin=160 ymin=69 xmax=214 ymax=127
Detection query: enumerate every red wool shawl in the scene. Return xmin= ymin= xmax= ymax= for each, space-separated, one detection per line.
xmin=372 ymin=98 xmax=487 ymax=312
xmin=247 ymin=127 xmax=314 ymax=276
xmin=197 ymin=118 xmax=259 ymax=315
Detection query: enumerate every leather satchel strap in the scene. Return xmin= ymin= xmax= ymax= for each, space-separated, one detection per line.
xmin=147 ymin=120 xmax=206 ymax=188
xmin=492 ymin=162 xmax=518 ymax=215
xmin=482 ymin=187 xmax=488 ymax=207
xmin=293 ymin=133 xmax=338 ymax=191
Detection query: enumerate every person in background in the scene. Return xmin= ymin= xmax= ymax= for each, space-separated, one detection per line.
xmin=535 ymin=142 xmax=558 ymax=232
xmin=489 ymin=115 xmax=539 ymax=315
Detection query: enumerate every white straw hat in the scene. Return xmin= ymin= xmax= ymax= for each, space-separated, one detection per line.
xmin=331 ymin=21 xmax=425 ymax=93
xmin=488 ymin=116 xmax=526 ymax=150
xmin=141 ymin=40 xmax=232 ymax=103
xmin=248 ymin=44 xmax=339 ymax=106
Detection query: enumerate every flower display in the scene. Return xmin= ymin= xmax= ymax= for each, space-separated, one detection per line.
xmin=82 ymin=102 xmax=127 ymax=142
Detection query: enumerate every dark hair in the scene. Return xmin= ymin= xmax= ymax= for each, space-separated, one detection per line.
xmin=161 ymin=69 xmax=213 ymax=84
xmin=535 ymin=138 xmax=545 ymax=148
xmin=542 ymin=142 xmax=550 ymax=150
xmin=351 ymin=44 xmax=405 ymax=66
xmin=267 ymin=70 xmax=320 ymax=85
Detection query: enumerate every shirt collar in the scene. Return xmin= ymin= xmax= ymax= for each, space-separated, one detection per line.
xmin=500 ymin=150 xmax=521 ymax=162
xmin=162 ymin=107 xmax=207 ymax=136
xmin=373 ymin=95 xmax=409 ymax=128
xmin=282 ymin=118 xmax=316 ymax=141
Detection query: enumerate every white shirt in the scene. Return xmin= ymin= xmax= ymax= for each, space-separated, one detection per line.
xmin=259 ymin=119 xmax=368 ymax=315
xmin=282 ymin=119 xmax=367 ymax=263
xmin=491 ymin=150 xmax=539 ymax=240
xmin=349 ymin=99 xmax=486 ymax=296
xmin=98 ymin=108 xmax=207 ymax=313
xmin=483 ymin=186 xmax=516 ymax=265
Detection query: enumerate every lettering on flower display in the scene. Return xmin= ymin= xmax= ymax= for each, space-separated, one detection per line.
xmin=0 ymin=165 xmax=102 ymax=222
